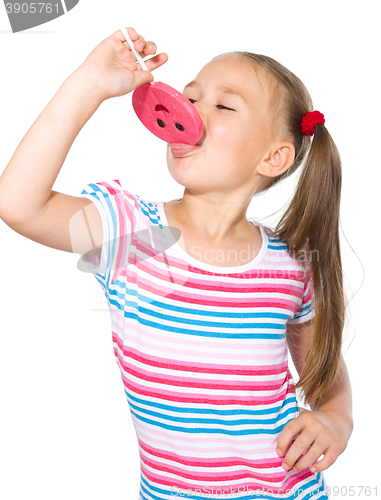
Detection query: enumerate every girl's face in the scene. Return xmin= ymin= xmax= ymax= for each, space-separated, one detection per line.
xmin=166 ymin=56 xmax=275 ymax=198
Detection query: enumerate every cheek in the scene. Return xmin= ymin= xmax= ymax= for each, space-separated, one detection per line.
xmin=207 ymin=122 xmax=243 ymax=158
xmin=213 ymin=120 xmax=236 ymax=139
xmin=214 ymin=118 xmax=250 ymax=146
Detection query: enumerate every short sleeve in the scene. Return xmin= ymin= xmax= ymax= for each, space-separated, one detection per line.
xmin=288 ymin=258 xmax=316 ymax=325
xmin=77 ymin=179 xmax=139 ymax=289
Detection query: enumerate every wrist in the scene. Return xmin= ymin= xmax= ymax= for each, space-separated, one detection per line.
xmin=319 ymin=407 xmax=354 ymax=433
xmin=42 ymin=68 xmax=105 ymax=138
xmin=66 ymin=66 xmax=107 ymax=106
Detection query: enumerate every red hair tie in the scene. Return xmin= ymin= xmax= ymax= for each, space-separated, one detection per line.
xmin=300 ymin=110 xmax=325 ymax=136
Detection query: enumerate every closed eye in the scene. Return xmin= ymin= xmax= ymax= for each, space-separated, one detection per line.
xmin=216 ymin=105 xmax=235 ymax=111
xmin=187 ymin=98 xmax=235 ymax=111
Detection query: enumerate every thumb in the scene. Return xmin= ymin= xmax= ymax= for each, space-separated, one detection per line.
xmin=133 ymin=69 xmax=155 ymax=89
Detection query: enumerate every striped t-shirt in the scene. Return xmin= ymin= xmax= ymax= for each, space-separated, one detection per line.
xmin=79 ymin=179 xmax=329 ymax=500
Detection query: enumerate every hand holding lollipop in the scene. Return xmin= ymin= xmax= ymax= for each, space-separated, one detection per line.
xmin=78 ymin=27 xmax=164 ymax=101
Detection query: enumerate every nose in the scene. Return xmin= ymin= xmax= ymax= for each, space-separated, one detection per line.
xmin=191 ymin=100 xmax=205 ymax=122
xmin=189 ymin=102 xmax=206 ymax=142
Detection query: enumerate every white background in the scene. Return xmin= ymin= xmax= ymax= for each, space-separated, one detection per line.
xmin=0 ymin=1 xmax=379 ymax=499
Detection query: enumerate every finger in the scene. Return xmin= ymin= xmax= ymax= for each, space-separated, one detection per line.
xmin=111 ymin=27 xmax=147 ymax=57
xmin=112 ymin=28 xmax=159 ymax=61
xmin=127 ymin=38 xmax=157 ymax=60
xmin=127 ymin=33 xmax=147 ymax=54
xmin=281 ymin=435 xmax=313 ymax=471
xmin=119 ymin=31 xmax=158 ymax=63
xmin=123 ymin=35 xmax=146 ymax=56
xmin=132 ymin=68 xmax=155 ymax=89
xmin=276 ymin=420 xmax=303 ymax=457
xmin=139 ymin=52 xmax=169 ymax=73
xmin=139 ymin=40 xmax=158 ymax=58
xmin=127 ymin=36 xmax=157 ymax=60
xmin=309 ymin=447 xmax=339 ymax=473
xmin=113 ymin=26 xmax=140 ymax=44
xmin=289 ymin=442 xmax=322 ymax=472
xmin=131 ymin=53 xmax=169 ymax=87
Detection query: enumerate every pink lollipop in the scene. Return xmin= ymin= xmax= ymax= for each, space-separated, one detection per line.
xmin=120 ymin=27 xmax=204 ymax=146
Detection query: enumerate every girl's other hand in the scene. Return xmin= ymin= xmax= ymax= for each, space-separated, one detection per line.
xmin=76 ymin=27 xmax=168 ymax=102
xmin=275 ymin=408 xmax=353 ymax=474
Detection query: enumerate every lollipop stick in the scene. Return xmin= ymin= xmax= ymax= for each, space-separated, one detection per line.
xmin=120 ymin=26 xmax=155 ymax=85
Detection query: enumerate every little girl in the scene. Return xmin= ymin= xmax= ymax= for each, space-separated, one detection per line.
xmin=0 ymin=27 xmax=353 ymax=500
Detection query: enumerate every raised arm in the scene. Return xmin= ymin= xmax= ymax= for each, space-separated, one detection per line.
xmin=0 ymin=27 xmax=166 ymax=255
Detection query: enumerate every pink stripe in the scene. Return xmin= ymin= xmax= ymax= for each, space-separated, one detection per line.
xmin=134 ymin=237 xmax=306 ymax=282
xmin=99 ymin=181 xmax=131 ymax=286
xmin=121 ymin=373 xmax=294 ymax=404
xmin=119 ymin=260 xmax=304 ymax=305
xmin=116 ymin=243 xmax=305 ymax=287
xmin=141 ymin=454 xmax=284 ymax=479
xmin=115 ymin=351 xmax=288 ymax=390
xmin=138 ymin=246 xmax=307 ymax=288
xmin=140 ymin=465 xmax=316 ymax=494
xmin=112 ymin=335 xmax=288 ymax=375
xmin=141 ymin=463 xmax=286 ymax=488
xmin=138 ymin=439 xmax=283 ymax=468
xmin=130 ymin=278 xmax=300 ymax=310
xmin=110 ymin=312 xmax=287 ymax=361
xmin=139 ymin=439 xmax=312 ymax=483
xmin=109 ymin=271 xmax=301 ymax=316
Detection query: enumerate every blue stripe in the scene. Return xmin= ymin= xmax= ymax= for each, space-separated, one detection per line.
xmin=292 ymin=302 xmax=314 ymax=321
xmin=110 ymin=284 xmax=294 ymax=321
xmin=298 ymin=302 xmax=313 ymax=314
xmin=292 ymin=310 xmax=313 ymax=321
xmin=125 ymin=390 xmax=297 ymax=416
xmin=268 ymin=242 xmax=288 ymax=250
xmin=120 ymin=302 xmax=288 ymax=330
xmin=128 ymin=400 xmax=297 ymax=427
xmin=137 ymin=197 xmax=154 ymax=212
xmin=111 ymin=306 xmax=286 ymax=339
xmin=129 ymin=408 xmax=293 ymax=435
xmin=140 ymin=204 xmax=163 ymax=223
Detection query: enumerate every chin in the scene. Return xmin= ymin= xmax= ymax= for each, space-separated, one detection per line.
xmin=167 ymin=169 xmax=189 ymax=188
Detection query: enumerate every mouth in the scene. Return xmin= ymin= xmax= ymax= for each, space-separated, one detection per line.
xmin=169 ymin=140 xmax=203 ymax=158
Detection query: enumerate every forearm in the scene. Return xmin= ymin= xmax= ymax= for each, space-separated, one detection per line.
xmin=0 ymin=68 xmax=104 ymax=223
xmin=311 ymin=356 xmax=353 ymax=431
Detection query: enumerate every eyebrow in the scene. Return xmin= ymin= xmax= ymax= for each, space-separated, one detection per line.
xmin=183 ymin=80 xmax=248 ymax=104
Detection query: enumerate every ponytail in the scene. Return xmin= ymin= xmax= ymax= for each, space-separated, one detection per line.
xmin=274 ymin=124 xmax=345 ymax=409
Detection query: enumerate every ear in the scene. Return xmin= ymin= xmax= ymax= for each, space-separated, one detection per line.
xmin=256 ymin=142 xmax=295 ymax=178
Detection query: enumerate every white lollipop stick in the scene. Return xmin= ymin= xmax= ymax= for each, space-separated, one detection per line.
xmin=120 ymin=26 xmax=155 ymax=85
